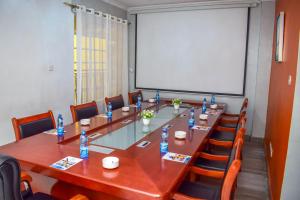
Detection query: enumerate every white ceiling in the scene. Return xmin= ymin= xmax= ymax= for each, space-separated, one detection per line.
xmin=105 ymin=0 xmax=242 ymax=9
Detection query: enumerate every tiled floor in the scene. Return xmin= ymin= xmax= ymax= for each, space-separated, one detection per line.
xmin=235 ymin=139 xmax=270 ymax=200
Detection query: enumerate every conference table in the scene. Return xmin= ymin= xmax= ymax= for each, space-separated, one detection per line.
xmin=0 ymin=99 xmax=226 ymax=200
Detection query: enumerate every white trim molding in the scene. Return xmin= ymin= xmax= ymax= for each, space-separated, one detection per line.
xmin=128 ymin=0 xmax=260 ymax=14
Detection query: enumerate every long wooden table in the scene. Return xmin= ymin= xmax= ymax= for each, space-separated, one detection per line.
xmin=0 ymin=100 xmax=225 ymax=200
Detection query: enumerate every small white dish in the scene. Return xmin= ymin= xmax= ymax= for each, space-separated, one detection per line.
xmin=199 ymin=114 xmax=208 ymax=120
xmin=148 ymin=98 xmax=155 ymax=103
xmin=80 ymin=119 xmax=90 ymax=126
xmin=122 ymin=106 xmax=130 ymax=112
xmin=210 ymin=104 xmax=218 ymax=109
xmin=175 ymin=131 xmax=187 ymax=139
xmin=102 ymin=156 xmax=119 ymax=169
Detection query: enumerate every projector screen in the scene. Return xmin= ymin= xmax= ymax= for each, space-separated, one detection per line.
xmin=135 ymin=7 xmax=249 ymax=96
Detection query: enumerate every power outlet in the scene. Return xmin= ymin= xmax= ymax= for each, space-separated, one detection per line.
xmin=48 ymin=65 xmax=54 ymax=72
xmin=269 ymin=142 xmax=273 ymax=158
xmin=288 ymin=75 xmax=292 ymax=86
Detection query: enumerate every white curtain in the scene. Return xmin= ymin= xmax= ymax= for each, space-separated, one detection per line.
xmin=75 ymin=6 xmax=128 ymax=109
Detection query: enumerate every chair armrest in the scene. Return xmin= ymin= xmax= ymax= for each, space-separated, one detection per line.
xmin=173 ymin=193 xmax=201 ymax=200
xmin=222 ymin=113 xmax=239 ymax=117
xmin=69 ymin=194 xmax=89 ymax=200
xmin=21 ymin=171 xmax=32 ymax=183
xmin=215 ymin=126 xmax=236 ymax=133
xmin=191 ymin=166 xmax=225 ymax=179
xmin=209 ymin=139 xmax=233 ymax=148
xmin=198 ymin=152 xmax=229 ymax=161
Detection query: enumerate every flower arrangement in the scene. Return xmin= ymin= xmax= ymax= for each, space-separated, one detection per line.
xmin=172 ymin=98 xmax=182 ymax=105
xmin=141 ymin=110 xmax=155 ymax=119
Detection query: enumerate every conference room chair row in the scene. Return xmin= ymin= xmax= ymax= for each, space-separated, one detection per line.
xmin=174 ymin=99 xmax=248 ymax=199
xmin=11 ymin=90 xmax=143 ymax=141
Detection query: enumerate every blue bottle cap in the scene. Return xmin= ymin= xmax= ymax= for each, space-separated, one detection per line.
xmin=81 ymin=130 xmax=86 ymax=135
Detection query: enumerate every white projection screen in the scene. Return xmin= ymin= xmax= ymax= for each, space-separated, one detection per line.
xmin=135 ymin=7 xmax=249 ymax=96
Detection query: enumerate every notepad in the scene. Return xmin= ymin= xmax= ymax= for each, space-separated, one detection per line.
xmin=50 ymin=156 xmax=82 ymax=170
xmin=162 ymin=152 xmax=191 ymax=164
xmin=192 ymin=125 xmax=211 ymax=131
xmin=96 ymin=114 xmax=108 ymax=118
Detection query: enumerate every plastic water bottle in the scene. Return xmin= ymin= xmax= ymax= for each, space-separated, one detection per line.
xmin=188 ymin=107 xmax=195 ymax=128
xmin=80 ymin=130 xmax=88 ymax=159
xmin=160 ymin=128 xmax=168 ymax=154
xmin=202 ymin=98 xmax=207 ymax=114
xmin=211 ymin=94 xmax=216 ymax=105
xmin=107 ymin=102 xmax=112 ymax=120
xmin=136 ymin=95 xmax=142 ymax=109
xmin=57 ymin=114 xmax=64 ymax=137
xmin=155 ymin=90 xmax=160 ymax=103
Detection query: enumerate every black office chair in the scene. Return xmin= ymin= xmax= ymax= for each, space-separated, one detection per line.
xmin=105 ymin=95 xmax=125 ymax=110
xmin=0 ymin=154 xmax=88 ymax=200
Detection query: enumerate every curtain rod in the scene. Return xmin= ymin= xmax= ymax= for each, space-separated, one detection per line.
xmin=63 ymin=2 xmax=128 ymax=24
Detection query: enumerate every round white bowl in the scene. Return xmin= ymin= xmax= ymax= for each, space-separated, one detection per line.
xmin=122 ymin=106 xmax=130 ymax=112
xmin=80 ymin=119 xmax=91 ymax=126
xmin=199 ymin=114 xmax=208 ymax=120
xmin=175 ymin=131 xmax=187 ymax=139
xmin=210 ymin=104 xmax=218 ymax=109
xmin=102 ymin=157 xmax=119 ymax=169
xmin=148 ymin=98 xmax=155 ymax=103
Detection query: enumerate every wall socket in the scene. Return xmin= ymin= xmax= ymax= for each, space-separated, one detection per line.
xmin=270 ymin=142 xmax=273 ymax=158
xmin=288 ymin=75 xmax=292 ymax=86
xmin=48 ymin=65 xmax=54 ymax=72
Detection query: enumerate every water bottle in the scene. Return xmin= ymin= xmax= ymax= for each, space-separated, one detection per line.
xmin=160 ymin=128 xmax=168 ymax=154
xmin=202 ymin=98 xmax=207 ymax=114
xmin=107 ymin=102 xmax=112 ymax=120
xmin=80 ymin=130 xmax=88 ymax=159
xmin=155 ymin=90 xmax=160 ymax=103
xmin=136 ymin=95 xmax=142 ymax=109
xmin=57 ymin=114 xmax=64 ymax=137
xmin=211 ymin=94 xmax=216 ymax=105
xmin=188 ymin=107 xmax=195 ymax=128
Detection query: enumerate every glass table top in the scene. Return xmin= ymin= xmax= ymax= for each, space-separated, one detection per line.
xmin=90 ymin=106 xmax=187 ymax=150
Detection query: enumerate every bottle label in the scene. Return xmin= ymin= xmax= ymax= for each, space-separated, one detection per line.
xmin=80 ymin=147 xmax=89 ymax=159
xmin=160 ymin=142 xmax=168 ymax=153
xmin=57 ymin=127 xmax=64 ymax=136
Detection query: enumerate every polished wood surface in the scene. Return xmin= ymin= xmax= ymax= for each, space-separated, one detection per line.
xmin=12 ymin=110 xmax=56 ymax=141
xmin=0 ymin=101 xmax=225 ymax=200
xmin=264 ymin=1 xmax=300 ymax=200
xmin=70 ymin=101 xmax=99 ymax=123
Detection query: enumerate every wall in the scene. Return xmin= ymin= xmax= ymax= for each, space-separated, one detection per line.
xmin=281 ymin=35 xmax=300 ymax=199
xmin=264 ymin=0 xmax=300 ymax=199
xmin=252 ymin=1 xmax=275 ymax=138
xmin=128 ymin=1 xmax=275 ymax=137
xmin=0 ymin=0 xmax=126 ymax=146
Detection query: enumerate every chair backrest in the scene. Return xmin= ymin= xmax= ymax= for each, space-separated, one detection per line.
xmin=0 ymin=154 xmax=23 ymax=200
xmin=12 ymin=111 xmax=56 ymax=141
xmin=236 ymin=111 xmax=246 ymax=130
xmin=221 ymin=160 xmax=242 ymax=200
xmin=128 ymin=90 xmax=143 ymax=104
xmin=234 ymin=128 xmax=246 ymax=145
xmin=227 ymin=138 xmax=243 ymax=174
xmin=239 ymin=98 xmax=248 ymax=113
xmin=70 ymin=101 xmax=99 ymax=123
xmin=105 ymin=95 xmax=125 ymax=111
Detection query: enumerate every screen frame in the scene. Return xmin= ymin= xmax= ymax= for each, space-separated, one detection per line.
xmin=134 ymin=8 xmax=250 ymax=97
